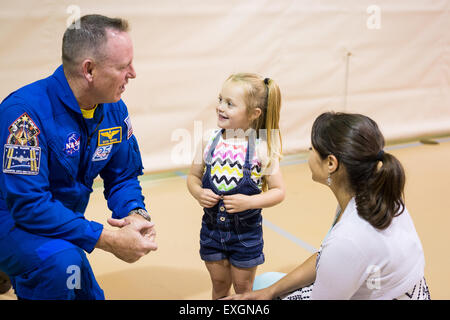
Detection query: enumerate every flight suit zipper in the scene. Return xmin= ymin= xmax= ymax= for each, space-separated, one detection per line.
xmin=81 ymin=114 xmax=104 ymax=184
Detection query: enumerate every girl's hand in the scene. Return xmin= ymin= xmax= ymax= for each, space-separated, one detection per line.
xmin=196 ymin=188 xmax=221 ymax=208
xmin=223 ymin=194 xmax=253 ymax=213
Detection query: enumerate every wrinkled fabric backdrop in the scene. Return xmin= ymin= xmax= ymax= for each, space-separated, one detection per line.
xmin=1 ymin=0 xmax=449 ymax=172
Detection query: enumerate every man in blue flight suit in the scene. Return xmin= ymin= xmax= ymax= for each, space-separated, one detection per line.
xmin=0 ymin=14 xmax=157 ymax=299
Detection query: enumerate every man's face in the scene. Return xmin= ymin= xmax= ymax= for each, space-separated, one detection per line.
xmin=92 ymin=29 xmax=136 ymax=103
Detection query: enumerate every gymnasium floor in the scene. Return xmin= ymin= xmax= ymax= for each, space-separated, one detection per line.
xmin=1 ymin=136 xmax=449 ymax=300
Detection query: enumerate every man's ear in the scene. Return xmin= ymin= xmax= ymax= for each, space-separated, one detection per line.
xmin=81 ymin=59 xmax=95 ymax=82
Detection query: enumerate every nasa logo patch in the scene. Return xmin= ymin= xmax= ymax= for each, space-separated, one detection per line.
xmin=63 ymin=132 xmax=81 ymax=156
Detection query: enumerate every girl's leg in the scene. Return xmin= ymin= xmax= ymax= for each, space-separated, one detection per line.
xmin=230 ymin=265 xmax=258 ymax=294
xmin=205 ymin=259 xmax=232 ymax=299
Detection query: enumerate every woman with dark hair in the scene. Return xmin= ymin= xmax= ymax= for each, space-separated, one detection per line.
xmin=225 ymin=112 xmax=430 ymax=300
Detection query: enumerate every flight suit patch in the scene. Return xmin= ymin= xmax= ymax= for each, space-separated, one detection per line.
xmin=3 ymin=144 xmax=41 ymax=175
xmin=3 ymin=113 xmax=41 ymax=175
xmin=92 ymin=145 xmax=113 ymax=161
xmin=98 ymin=127 xmax=122 ymax=146
xmin=6 ymin=112 xmax=40 ymax=146
xmin=63 ymin=132 xmax=81 ymax=156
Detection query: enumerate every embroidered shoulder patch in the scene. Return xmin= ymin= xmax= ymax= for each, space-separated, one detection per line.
xmin=3 ymin=144 xmax=41 ymax=175
xmin=7 ymin=112 xmax=40 ymax=146
xmin=3 ymin=113 xmax=41 ymax=175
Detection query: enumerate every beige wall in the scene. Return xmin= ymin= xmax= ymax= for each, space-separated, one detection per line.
xmin=1 ymin=0 xmax=449 ymax=172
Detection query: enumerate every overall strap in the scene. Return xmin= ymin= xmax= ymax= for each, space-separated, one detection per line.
xmin=205 ymin=129 xmax=224 ymax=165
xmin=243 ymin=130 xmax=256 ymax=177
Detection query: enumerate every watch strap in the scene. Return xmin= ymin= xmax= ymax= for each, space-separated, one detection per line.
xmin=129 ymin=208 xmax=151 ymax=222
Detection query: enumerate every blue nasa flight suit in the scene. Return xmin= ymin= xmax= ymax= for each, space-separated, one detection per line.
xmin=0 ymin=65 xmax=146 ymax=299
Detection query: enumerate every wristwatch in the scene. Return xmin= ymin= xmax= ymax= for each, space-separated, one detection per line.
xmin=129 ymin=208 xmax=152 ymax=222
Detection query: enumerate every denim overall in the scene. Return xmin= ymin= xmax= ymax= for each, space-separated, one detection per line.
xmin=199 ymin=129 xmax=265 ymax=268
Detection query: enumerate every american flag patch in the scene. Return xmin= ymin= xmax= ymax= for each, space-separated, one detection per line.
xmin=124 ymin=116 xmax=133 ymax=140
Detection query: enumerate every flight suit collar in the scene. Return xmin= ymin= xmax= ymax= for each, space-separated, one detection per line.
xmin=51 ymin=64 xmax=83 ymax=115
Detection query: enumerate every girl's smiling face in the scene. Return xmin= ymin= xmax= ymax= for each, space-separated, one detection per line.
xmin=217 ymin=80 xmax=260 ymax=131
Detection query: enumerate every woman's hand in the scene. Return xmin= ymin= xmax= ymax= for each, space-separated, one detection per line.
xmin=223 ymin=194 xmax=253 ymax=213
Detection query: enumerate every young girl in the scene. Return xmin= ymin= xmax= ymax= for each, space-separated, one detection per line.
xmin=187 ymin=73 xmax=285 ymax=299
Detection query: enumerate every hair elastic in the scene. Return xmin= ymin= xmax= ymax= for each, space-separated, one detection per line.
xmin=376 ymin=150 xmax=384 ymax=161
xmin=263 ymin=78 xmax=270 ymax=107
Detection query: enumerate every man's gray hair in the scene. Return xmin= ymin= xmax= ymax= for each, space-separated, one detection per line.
xmin=62 ymin=14 xmax=129 ymax=72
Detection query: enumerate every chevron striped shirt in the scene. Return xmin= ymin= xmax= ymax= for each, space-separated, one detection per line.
xmin=203 ymin=129 xmax=263 ymax=191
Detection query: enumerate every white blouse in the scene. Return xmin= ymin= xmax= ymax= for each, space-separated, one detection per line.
xmin=311 ymin=197 xmax=425 ymax=300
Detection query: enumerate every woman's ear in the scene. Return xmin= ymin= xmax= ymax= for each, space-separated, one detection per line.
xmin=327 ymin=154 xmax=339 ymax=174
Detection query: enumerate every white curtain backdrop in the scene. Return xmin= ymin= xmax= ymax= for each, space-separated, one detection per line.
xmin=1 ymin=0 xmax=449 ymax=172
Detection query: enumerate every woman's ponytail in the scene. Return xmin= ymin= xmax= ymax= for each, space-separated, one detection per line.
xmin=355 ymin=152 xmax=406 ymax=230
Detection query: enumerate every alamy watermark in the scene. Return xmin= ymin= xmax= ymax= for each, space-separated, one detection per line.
xmin=366 ymin=5 xmax=381 ymax=30
xmin=66 ymin=265 xmax=81 ymax=290
xmin=66 ymin=5 xmax=81 ymax=29
xmin=366 ymin=264 xmax=381 ymax=290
